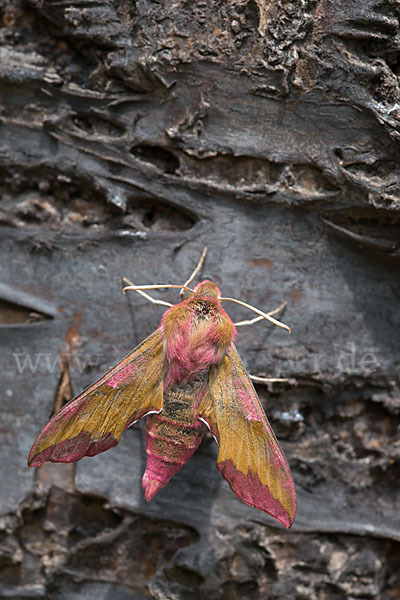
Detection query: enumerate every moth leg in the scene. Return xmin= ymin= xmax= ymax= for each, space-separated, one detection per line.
xmin=235 ymin=315 xmax=264 ymax=327
xmin=122 ymin=277 xmax=173 ymax=308
xmin=235 ymin=301 xmax=287 ymax=327
xmin=180 ymin=246 xmax=208 ymax=300
xmin=249 ymin=374 xmax=289 ymax=383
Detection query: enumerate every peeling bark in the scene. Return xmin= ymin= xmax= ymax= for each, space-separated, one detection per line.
xmin=0 ymin=0 xmax=399 ymax=598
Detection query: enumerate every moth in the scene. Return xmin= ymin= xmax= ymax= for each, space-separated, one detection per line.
xmin=28 ymin=249 xmax=296 ymax=528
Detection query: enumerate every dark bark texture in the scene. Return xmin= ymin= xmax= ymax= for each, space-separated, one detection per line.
xmin=0 ymin=0 xmax=399 ymax=598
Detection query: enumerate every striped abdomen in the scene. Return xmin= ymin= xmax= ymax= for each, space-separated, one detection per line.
xmin=142 ymin=378 xmax=207 ymax=500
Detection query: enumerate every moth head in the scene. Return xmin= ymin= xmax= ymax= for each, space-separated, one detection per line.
xmin=193 ymin=280 xmax=220 ymax=300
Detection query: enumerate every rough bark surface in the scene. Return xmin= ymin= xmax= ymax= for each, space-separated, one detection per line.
xmin=0 ymin=0 xmax=399 ymax=598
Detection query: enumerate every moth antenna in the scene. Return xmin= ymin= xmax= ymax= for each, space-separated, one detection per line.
xmin=123 ymin=284 xmax=195 ymax=296
xmin=121 ymin=277 xmax=173 ymax=308
xmin=235 ymin=301 xmax=287 ymax=327
xmin=181 ymin=246 xmax=208 ymax=300
xmin=219 ymin=296 xmax=291 ymax=333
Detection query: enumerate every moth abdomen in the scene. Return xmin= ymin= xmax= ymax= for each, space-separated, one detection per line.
xmin=143 ymin=412 xmax=205 ymax=500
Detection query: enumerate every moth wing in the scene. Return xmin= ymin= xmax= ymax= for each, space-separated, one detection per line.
xmin=28 ymin=329 xmax=165 ymax=466
xmin=198 ymin=344 xmax=296 ymax=528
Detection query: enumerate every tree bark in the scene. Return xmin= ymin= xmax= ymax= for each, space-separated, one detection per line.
xmin=0 ymin=0 xmax=399 ymax=598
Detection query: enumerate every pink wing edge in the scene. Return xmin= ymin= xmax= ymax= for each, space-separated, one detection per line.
xmin=28 ymin=330 xmax=164 ymax=467
xmin=199 ymin=346 xmax=297 ymax=529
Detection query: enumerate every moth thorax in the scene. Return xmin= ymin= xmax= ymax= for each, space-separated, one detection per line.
xmin=191 ymin=298 xmax=218 ymax=320
xmin=193 ymin=280 xmax=220 ymax=299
